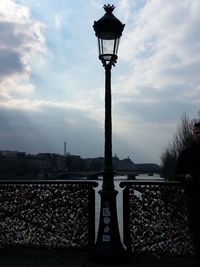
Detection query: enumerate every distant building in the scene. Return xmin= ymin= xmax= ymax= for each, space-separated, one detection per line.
xmin=66 ymin=154 xmax=86 ymax=171
xmin=0 ymin=150 xmax=160 ymax=179
xmin=0 ymin=151 xmax=68 ymax=179
xmin=135 ymin=163 xmax=160 ymax=173
xmin=113 ymin=155 xmax=137 ymax=171
xmin=85 ymin=157 xmax=104 ymax=171
xmin=85 ymin=155 xmax=137 ymax=172
xmin=64 ymin=141 xmax=67 ymax=156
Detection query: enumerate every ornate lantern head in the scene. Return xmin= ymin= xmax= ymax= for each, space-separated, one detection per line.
xmin=93 ymin=4 xmax=125 ymax=66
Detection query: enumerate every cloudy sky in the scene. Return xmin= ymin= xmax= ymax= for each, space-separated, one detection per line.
xmin=0 ymin=0 xmax=199 ymax=164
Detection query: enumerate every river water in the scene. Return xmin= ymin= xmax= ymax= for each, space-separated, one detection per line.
xmin=94 ymin=174 xmax=163 ymax=241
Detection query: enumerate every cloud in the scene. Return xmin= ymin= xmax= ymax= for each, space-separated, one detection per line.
xmin=103 ymin=0 xmax=200 ymax=162
xmin=0 ymin=0 xmax=45 ymax=97
xmin=54 ymin=15 xmax=61 ymax=29
xmin=0 ymin=48 xmax=22 ymax=78
xmin=0 ymin=0 xmax=199 ymax=163
xmin=0 ymin=103 xmax=104 ymax=157
xmin=119 ymin=0 xmax=200 ymax=103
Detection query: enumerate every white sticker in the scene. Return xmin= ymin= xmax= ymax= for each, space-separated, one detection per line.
xmin=102 ymin=235 xmax=110 ymax=242
xmin=103 ymin=208 xmax=110 ymax=216
xmin=103 ymin=216 xmax=110 ymax=224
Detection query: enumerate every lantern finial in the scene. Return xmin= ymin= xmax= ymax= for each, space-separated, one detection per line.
xmin=103 ymin=4 xmax=115 ymax=13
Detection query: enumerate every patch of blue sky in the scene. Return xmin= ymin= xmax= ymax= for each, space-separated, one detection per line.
xmin=134 ymin=0 xmax=147 ymax=10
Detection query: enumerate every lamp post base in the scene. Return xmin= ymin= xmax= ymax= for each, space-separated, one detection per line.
xmin=92 ymin=241 xmax=126 ymax=263
xmin=92 ymin=171 xmax=126 ymax=262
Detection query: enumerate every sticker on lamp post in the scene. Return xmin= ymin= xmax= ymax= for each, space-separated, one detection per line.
xmin=104 ymin=225 xmax=110 ymax=233
xmin=103 ymin=207 xmax=110 ymax=216
xmin=103 ymin=216 xmax=110 ymax=224
xmin=102 ymin=234 xmax=111 ymax=242
xmin=102 ymin=201 xmax=111 ymax=241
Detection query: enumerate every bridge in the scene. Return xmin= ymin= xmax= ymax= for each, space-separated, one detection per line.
xmin=56 ymin=170 xmax=160 ymax=180
xmin=0 ymin=179 xmax=197 ymax=266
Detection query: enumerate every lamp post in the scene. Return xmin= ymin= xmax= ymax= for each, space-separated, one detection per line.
xmin=93 ymin=4 xmax=125 ymax=261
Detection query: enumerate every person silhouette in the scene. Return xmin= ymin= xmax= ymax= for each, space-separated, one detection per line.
xmin=176 ymin=122 xmax=200 ymax=257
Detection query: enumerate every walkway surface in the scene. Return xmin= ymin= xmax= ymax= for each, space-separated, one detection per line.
xmin=0 ymin=247 xmax=200 ymax=267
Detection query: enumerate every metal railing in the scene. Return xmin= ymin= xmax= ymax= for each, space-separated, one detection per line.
xmin=0 ymin=180 xmax=97 ymax=250
xmin=120 ymin=180 xmax=194 ymax=256
xmin=0 ymin=179 xmax=195 ymax=255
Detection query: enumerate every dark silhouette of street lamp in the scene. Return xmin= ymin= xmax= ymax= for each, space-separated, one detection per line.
xmin=93 ymin=4 xmax=125 ymax=261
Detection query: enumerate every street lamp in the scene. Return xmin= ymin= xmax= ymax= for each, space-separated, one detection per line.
xmin=93 ymin=4 xmax=125 ymax=261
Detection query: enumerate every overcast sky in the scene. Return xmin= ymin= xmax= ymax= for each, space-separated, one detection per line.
xmin=0 ymin=0 xmax=200 ymax=164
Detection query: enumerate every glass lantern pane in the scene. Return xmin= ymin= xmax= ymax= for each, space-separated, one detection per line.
xmin=102 ymin=39 xmax=115 ymax=55
xmin=98 ymin=38 xmax=101 ymax=56
xmin=114 ymin=38 xmax=120 ymax=56
xmin=97 ymin=37 xmax=120 ymax=62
